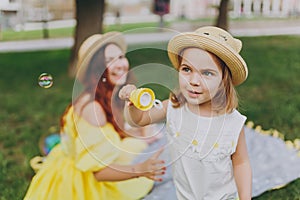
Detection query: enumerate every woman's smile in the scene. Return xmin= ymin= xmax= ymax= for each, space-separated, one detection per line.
xmin=105 ymin=44 xmax=129 ymax=85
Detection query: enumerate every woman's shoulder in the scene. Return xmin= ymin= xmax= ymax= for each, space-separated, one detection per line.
xmin=74 ymin=94 xmax=107 ymax=126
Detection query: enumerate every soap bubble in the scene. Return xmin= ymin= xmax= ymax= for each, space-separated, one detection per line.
xmin=38 ymin=73 xmax=53 ymax=88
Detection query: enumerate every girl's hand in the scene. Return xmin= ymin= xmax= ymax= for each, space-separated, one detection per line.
xmin=135 ymin=148 xmax=166 ymax=182
xmin=119 ymin=84 xmax=137 ymax=101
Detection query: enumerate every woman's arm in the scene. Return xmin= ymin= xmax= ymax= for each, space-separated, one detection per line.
xmin=93 ymin=148 xmax=166 ymax=182
xmin=232 ymin=128 xmax=252 ymax=200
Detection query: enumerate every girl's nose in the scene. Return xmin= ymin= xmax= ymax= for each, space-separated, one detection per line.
xmin=190 ymin=73 xmax=201 ymax=86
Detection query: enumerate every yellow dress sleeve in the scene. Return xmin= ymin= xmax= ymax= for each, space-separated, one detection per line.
xmin=74 ymin=117 xmax=122 ymax=172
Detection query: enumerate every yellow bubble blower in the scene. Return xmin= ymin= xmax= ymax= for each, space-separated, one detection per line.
xmin=129 ymin=88 xmax=163 ymax=111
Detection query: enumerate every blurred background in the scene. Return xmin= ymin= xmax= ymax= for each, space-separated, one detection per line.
xmin=0 ymin=0 xmax=299 ymax=37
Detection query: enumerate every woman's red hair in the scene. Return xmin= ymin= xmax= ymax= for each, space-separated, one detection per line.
xmin=60 ymin=43 xmax=129 ymax=138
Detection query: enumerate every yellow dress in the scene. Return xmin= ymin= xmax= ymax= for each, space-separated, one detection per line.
xmin=24 ymin=106 xmax=153 ymax=200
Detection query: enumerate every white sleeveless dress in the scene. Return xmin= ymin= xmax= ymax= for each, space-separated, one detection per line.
xmin=166 ymin=102 xmax=247 ymax=200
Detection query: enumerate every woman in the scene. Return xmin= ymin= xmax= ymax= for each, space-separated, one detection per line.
xmin=24 ymin=32 xmax=166 ymax=200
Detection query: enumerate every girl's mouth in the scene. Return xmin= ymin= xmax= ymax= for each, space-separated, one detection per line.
xmin=187 ymin=90 xmax=202 ymax=98
xmin=188 ymin=89 xmax=201 ymax=94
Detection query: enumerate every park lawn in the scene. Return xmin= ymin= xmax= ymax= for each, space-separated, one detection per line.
xmin=0 ymin=35 xmax=300 ymax=199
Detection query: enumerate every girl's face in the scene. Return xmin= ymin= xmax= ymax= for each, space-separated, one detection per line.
xmin=179 ymin=48 xmax=223 ymax=110
xmin=105 ymin=44 xmax=129 ymax=85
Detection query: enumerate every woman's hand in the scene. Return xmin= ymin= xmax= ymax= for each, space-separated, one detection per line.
xmin=134 ymin=148 xmax=166 ymax=182
xmin=93 ymin=148 xmax=166 ymax=182
xmin=119 ymin=84 xmax=137 ymax=101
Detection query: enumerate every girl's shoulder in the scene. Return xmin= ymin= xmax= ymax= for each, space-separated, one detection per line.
xmin=229 ymin=109 xmax=247 ymax=120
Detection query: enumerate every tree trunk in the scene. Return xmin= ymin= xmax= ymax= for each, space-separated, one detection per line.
xmin=215 ymin=0 xmax=229 ymax=30
xmin=68 ymin=0 xmax=105 ymax=77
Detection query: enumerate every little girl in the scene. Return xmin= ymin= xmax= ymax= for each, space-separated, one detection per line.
xmin=119 ymin=26 xmax=252 ymax=200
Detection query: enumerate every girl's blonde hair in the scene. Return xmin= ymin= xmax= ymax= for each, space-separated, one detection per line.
xmin=170 ymin=50 xmax=238 ymax=113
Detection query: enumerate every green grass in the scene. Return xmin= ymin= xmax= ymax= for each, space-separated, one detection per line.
xmin=239 ymin=36 xmax=300 ymax=199
xmin=0 ymin=49 xmax=73 ymax=199
xmin=0 ymin=27 xmax=73 ymax=41
xmin=238 ymin=36 xmax=300 ymax=141
xmin=0 ymin=36 xmax=300 ymax=199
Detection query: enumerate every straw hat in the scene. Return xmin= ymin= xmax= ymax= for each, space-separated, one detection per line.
xmin=76 ymin=32 xmax=127 ymax=83
xmin=167 ymin=26 xmax=248 ymax=85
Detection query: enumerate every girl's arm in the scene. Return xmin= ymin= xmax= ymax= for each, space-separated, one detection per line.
xmin=93 ymin=148 xmax=166 ymax=182
xmin=232 ymin=128 xmax=252 ymax=200
xmin=119 ymin=84 xmax=168 ymax=127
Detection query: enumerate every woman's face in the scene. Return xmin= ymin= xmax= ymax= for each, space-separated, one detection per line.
xmin=105 ymin=43 xmax=129 ymax=85
xmin=178 ymin=48 xmax=223 ymax=109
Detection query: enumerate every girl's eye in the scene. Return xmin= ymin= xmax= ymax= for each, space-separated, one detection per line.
xmin=202 ymin=71 xmax=214 ymax=76
xmin=180 ymin=66 xmax=191 ymax=73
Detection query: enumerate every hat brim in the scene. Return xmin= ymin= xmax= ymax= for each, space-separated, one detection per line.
xmin=167 ymin=33 xmax=248 ymax=86
xmin=76 ymin=32 xmax=127 ymax=83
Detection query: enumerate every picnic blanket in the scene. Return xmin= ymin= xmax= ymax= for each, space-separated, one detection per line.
xmin=134 ymin=123 xmax=300 ymax=199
